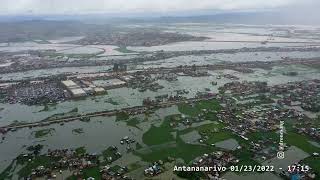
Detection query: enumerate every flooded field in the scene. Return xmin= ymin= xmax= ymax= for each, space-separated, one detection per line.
xmin=0 ymin=41 xmax=126 ymax=56
xmin=138 ymin=51 xmax=320 ymax=69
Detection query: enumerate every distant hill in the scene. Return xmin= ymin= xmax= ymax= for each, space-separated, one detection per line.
xmin=0 ymin=11 xmax=319 ymax=25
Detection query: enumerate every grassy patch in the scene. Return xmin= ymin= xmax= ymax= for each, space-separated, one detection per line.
xmin=102 ymin=147 xmax=121 ymax=163
xmin=38 ymin=103 xmax=57 ymax=112
xmin=143 ymin=124 xmax=175 ymax=146
xmin=135 ymin=143 xmax=143 ymax=150
xmin=231 ymin=136 xmax=262 ymax=171
xmin=75 ymin=147 xmax=87 ymax=156
xmin=109 ymin=165 xmax=122 ymax=172
xmin=205 ymin=131 xmax=233 ymax=144
xmin=82 ymin=167 xmax=102 ymax=179
xmin=0 ymin=161 xmax=15 ymax=180
xmin=105 ymin=98 xmax=119 ymax=105
xmin=17 ymin=156 xmax=54 ymax=178
xmin=142 ymin=115 xmax=180 ymax=146
xmin=135 ymin=135 xmax=213 ymax=163
xmin=72 ymin=128 xmax=84 ymax=134
xmin=138 ymin=113 xmax=222 ymax=163
xmin=127 ymin=118 xmax=141 ymax=129
xmin=178 ymin=99 xmax=221 ymax=117
xmin=115 ymin=112 xmax=130 ymax=121
xmin=32 ymin=128 xmax=55 ymax=138
xmin=285 ymin=132 xmax=320 ymax=154
xmin=234 ymin=148 xmax=261 ymax=167
xmin=180 ymin=122 xmax=231 ymax=144
xmin=247 ymin=131 xmax=278 ymax=142
xmin=302 ymin=157 xmax=320 ymax=176
xmin=128 ymin=162 xmax=143 ymax=172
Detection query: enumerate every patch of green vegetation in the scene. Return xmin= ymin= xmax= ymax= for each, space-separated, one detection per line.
xmin=282 ymin=123 xmax=320 ymax=154
xmin=205 ymin=131 xmax=233 ymax=144
xmin=109 ymin=165 xmax=122 ymax=172
xmin=70 ymin=107 xmax=79 ymax=113
xmin=138 ymin=113 xmax=221 ymax=163
xmin=285 ymin=132 xmax=320 ymax=154
xmin=75 ymin=147 xmax=87 ymax=156
xmin=234 ymin=148 xmax=261 ymax=167
xmin=32 ymin=128 xmax=55 ymax=138
xmin=26 ymin=144 xmax=44 ymax=155
xmin=180 ymin=122 xmax=231 ymax=144
xmin=102 ymin=147 xmax=120 ymax=163
xmin=105 ymin=98 xmax=119 ymax=105
xmin=127 ymin=117 xmax=141 ymax=129
xmin=72 ymin=128 xmax=84 ymax=134
xmin=38 ymin=103 xmax=57 ymax=112
xmin=229 ymin=136 xmax=262 ymax=173
xmin=0 ymin=161 xmax=15 ymax=180
xmin=115 ymin=112 xmax=130 ymax=121
xmin=178 ymin=99 xmax=221 ymax=117
xmin=282 ymin=71 xmax=298 ymax=76
xmin=302 ymin=157 xmax=320 ymax=176
xmin=17 ymin=155 xmax=54 ymax=178
xmin=135 ymin=143 xmax=143 ymax=150
xmin=143 ymin=123 xmax=175 ymax=146
xmin=82 ymin=167 xmax=102 ymax=179
xmin=114 ymin=46 xmax=136 ymax=53
xmin=39 ymin=104 xmax=50 ymax=112
xmin=128 ymin=162 xmax=142 ymax=172
xmin=247 ymin=131 xmax=278 ymax=142
xmin=66 ymin=176 xmax=77 ymax=180
xmin=142 ymin=115 xmax=180 ymax=146
xmin=175 ymin=170 xmax=203 ymax=180
xmin=135 ymin=135 xmax=213 ymax=163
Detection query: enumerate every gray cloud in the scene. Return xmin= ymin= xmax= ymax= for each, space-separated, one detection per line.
xmin=0 ymin=0 xmax=315 ymax=15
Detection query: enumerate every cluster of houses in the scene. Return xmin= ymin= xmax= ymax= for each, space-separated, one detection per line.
xmin=295 ymin=127 xmax=320 ymax=141
xmin=20 ymin=148 xmax=99 ymax=179
xmin=271 ymin=80 xmax=320 ymax=113
xmin=217 ymin=80 xmax=319 ymax=136
xmin=144 ymin=161 xmax=163 ymax=177
xmin=219 ymin=81 xmax=268 ymax=95
xmin=4 ymin=80 xmax=66 ymax=105
xmin=128 ymin=73 xmax=164 ymax=92
xmin=19 ymin=146 xmax=134 ymax=180
xmin=192 ymin=152 xmax=238 ymax=179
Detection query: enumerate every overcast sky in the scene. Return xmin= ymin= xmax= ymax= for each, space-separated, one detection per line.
xmin=0 ymin=0 xmax=316 ymax=15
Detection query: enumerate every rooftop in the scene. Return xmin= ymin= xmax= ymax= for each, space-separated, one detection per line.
xmin=61 ymin=80 xmax=78 ymax=87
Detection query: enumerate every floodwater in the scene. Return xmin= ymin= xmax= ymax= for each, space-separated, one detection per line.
xmin=138 ymin=51 xmax=320 ymax=69
xmin=127 ymin=41 xmax=313 ymax=52
xmin=129 ymin=23 xmax=320 ymax=52
xmin=0 ymin=41 xmax=124 ymax=56
xmin=0 ymin=116 xmax=134 ymax=171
